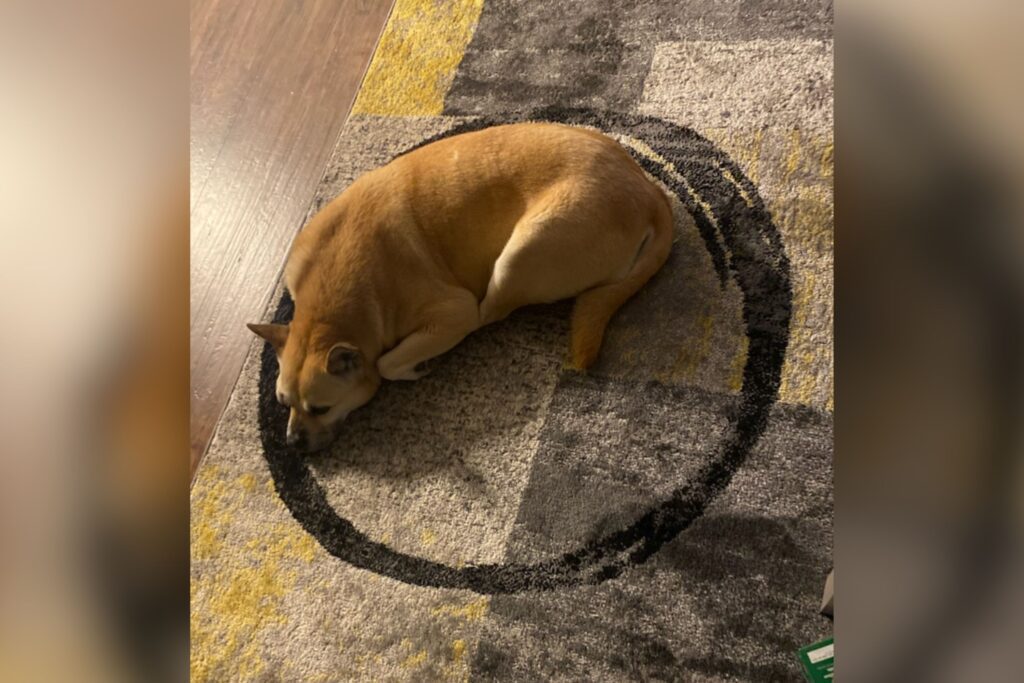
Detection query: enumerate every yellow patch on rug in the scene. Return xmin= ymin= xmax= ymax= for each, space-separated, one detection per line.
xmin=353 ymin=0 xmax=484 ymax=116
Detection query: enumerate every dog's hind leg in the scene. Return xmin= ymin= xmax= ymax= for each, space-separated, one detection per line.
xmin=569 ymin=215 xmax=673 ymax=370
xmin=479 ymin=209 xmax=630 ymax=327
xmin=377 ymin=288 xmax=480 ymax=381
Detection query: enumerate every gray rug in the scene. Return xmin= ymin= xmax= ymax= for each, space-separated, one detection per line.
xmin=191 ymin=1 xmax=833 ymax=680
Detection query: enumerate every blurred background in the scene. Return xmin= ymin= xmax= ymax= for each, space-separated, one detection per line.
xmin=0 ymin=1 xmax=187 ymax=680
xmin=0 ymin=0 xmax=1019 ymax=681
xmin=839 ymin=1 xmax=1024 ymax=680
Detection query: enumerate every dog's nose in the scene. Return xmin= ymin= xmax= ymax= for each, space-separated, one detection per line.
xmin=286 ymin=429 xmax=307 ymax=450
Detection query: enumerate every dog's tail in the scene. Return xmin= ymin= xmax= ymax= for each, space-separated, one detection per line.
xmin=569 ymin=195 xmax=674 ymax=370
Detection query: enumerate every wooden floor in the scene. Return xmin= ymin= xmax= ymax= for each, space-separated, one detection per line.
xmin=191 ymin=0 xmax=394 ymax=479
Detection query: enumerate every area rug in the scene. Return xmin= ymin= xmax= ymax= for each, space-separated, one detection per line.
xmin=191 ymin=1 xmax=834 ymax=680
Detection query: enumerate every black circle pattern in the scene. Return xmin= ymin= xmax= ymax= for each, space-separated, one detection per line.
xmin=257 ymin=108 xmax=792 ymax=594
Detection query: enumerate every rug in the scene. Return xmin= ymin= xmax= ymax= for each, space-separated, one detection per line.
xmin=190 ymin=1 xmax=833 ymax=680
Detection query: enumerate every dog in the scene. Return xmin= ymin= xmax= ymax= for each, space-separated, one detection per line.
xmin=249 ymin=122 xmax=674 ymax=451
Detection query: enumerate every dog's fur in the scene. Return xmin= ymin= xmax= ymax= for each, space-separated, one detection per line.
xmin=249 ymin=122 xmax=673 ymax=450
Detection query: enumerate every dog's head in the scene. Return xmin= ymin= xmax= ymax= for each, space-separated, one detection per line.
xmin=247 ymin=322 xmax=381 ymax=452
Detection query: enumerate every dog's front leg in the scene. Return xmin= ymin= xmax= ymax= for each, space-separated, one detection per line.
xmin=377 ymin=290 xmax=480 ymax=381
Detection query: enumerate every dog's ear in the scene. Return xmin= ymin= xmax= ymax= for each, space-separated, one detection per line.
xmin=247 ymin=323 xmax=289 ymax=352
xmin=326 ymin=342 xmax=362 ymax=376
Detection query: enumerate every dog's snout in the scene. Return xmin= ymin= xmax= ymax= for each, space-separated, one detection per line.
xmin=286 ymin=428 xmax=307 ymax=450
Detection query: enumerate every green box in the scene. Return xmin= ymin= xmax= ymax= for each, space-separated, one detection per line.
xmin=797 ymin=637 xmax=834 ymax=682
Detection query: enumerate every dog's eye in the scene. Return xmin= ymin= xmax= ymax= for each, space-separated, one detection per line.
xmin=308 ymin=405 xmax=331 ymax=417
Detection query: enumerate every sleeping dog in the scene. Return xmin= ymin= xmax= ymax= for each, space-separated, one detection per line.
xmin=249 ymin=122 xmax=674 ymax=451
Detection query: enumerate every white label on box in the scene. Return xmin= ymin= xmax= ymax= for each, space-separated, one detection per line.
xmin=808 ymin=642 xmax=834 ymax=664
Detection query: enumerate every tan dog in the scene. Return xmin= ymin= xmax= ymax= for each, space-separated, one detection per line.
xmin=249 ymin=122 xmax=673 ymax=451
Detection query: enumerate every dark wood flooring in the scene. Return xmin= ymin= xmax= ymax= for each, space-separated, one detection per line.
xmin=191 ymin=0 xmax=394 ymax=479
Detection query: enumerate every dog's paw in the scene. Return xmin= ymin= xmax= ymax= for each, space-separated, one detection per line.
xmin=412 ymin=358 xmax=435 ymax=378
xmin=379 ymin=359 xmax=433 ymax=381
